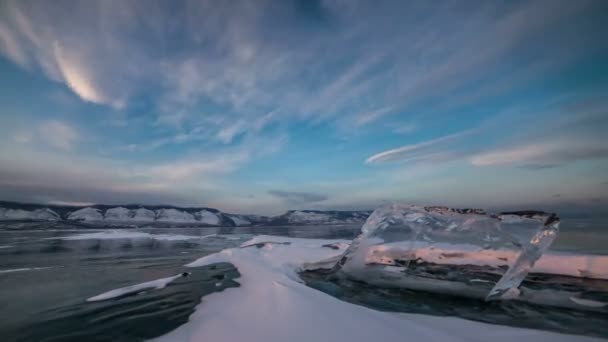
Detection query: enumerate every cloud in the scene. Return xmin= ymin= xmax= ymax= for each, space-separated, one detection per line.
xmin=470 ymin=141 xmax=608 ymax=168
xmin=13 ymin=131 xmax=32 ymax=144
xmin=0 ymin=0 xmax=606 ymax=215
xmin=366 ymin=93 xmax=608 ymax=169
xmin=52 ymin=42 xmax=122 ymax=108
xmin=39 ymin=120 xmax=79 ymax=150
xmin=366 ymin=129 xmax=476 ymax=164
xmin=1 ymin=0 xmax=597 ymax=131
xmin=217 ymin=121 xmax=247 ymax=144
xmin=146 ymin=154 xmax=249 ymax=182
xmin=393 ymin=123 xmax=417 ymax=134
xmin=0 ymin=21 xmax=28 ymax=66
xmin=268 ymin=190 xmax=328 ymax=204
xmin=355 ymin=107 xmax=392 ymax=126
xmin=0 ymin=1 xmax=135 ymax=109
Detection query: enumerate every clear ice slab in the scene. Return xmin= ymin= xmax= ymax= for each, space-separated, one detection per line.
xmin=332 ymin=204 xmax=560 ymax=301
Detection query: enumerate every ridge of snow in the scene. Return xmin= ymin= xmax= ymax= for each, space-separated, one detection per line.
xmin=87 ymin=273 xmax=189 ymax=302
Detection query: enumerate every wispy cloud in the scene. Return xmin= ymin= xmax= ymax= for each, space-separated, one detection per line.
xmin=0 ymin=0 xmax=606 ymax=214
xmin=39 ymin=120 xmax=79 ymax=150
xmin=268 ymin=190 xmax=328 ymax=205
xmin=145 ymin=154 xmax=249 ymax=182
xmin=471 ymin=141 xmax=608 ymax=168
xmin=53 ymin=42 xmax=122 ymax=108
xmin=1 ymin=0 xmax=598 ymax=132
xmin=355 ymin=107 xmax=392 ymax=126
xmin=366 ymin=129 xmax=476 ymax=164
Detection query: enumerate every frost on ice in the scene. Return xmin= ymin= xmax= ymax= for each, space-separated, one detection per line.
xmin=333 ymin=204 xmax=560 ymax=301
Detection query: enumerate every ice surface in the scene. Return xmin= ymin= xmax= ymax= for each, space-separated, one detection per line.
xmin=0 ymin=266 xmax=59 ymax=274
xmin=334 ymin=204 xmax=560 ymax=301
xmin=569 ymin=297 xmax=607 ymax=308
xmin=87 ymin=273 xmax=190 ymax=302
xmin=362 ymin=241 xmax=608 ymax=279
xmin=152 ymin=236 xmax=600 ymax=342
xmin=53 ymin=230 xmax=215 ymax=241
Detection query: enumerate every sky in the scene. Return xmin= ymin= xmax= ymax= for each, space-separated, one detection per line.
xmin=0 ymin=0 xmax=607 ymax=216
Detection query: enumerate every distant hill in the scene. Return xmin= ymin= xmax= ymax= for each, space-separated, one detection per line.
xmin=0 ymin=201 xmax=371 ymax=228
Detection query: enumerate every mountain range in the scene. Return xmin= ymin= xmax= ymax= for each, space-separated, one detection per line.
xmin=0 ymin=201 xmax=371 ymax=227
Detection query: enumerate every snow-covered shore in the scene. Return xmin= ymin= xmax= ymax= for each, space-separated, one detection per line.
xmin=150 ymin=236 xmax=605 ymax=342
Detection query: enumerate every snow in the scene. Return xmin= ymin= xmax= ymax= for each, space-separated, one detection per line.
xmin=132 ymin=208 xmax=156 ymax=221
xmin=287 ymin=211 xmax=332 ymax=224
xmin=194 ymin=210 xmax=221 ymax=225
xmin=155 ymin=208 xmax=196 ymax=222
xmin=87 ymin=273 xmax=190 ymax=302
xmin=153 ymin=236 xmax=601 ymax=342
xmin=103 ymin=207 xmax=156 ymax=222
xmin=0 ymin=207 xmax=59 ymax=221
xmin=103 ymin=207 xmax=132 ymax=221
xmin=0 ymin=266 xmax=59 ymax=274
xmin=68 ymin=207 xmax=103 ymax=221
xmin=53 ymin=230 xmax=216 ymax=241
xmin=227 ymin=215 xmax=250 ymax=226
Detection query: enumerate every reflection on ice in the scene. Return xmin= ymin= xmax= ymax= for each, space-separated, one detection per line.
xmin=334 ymin=204 xmax=560 ymax=301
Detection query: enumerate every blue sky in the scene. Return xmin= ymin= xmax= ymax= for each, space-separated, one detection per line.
xmin=0 ymin=0 xmax=607 ymax=215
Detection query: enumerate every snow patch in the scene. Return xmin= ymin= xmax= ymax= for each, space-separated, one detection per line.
xmin=227 ymin=215 xmax=250 ymax=226
xmin=68 ymin=207 xmax=103 ymax=221
xmin=155 ymin=209 xmax=195 ymax=223
xmin=87 ymin=273 xmax=190 ymax=302
xmin=132 ymin=208 xmax=156 ymax=221
xmin=287 ymin=211 xmax=332 ymax=224
xmin=194 ymin=210 xmax=221 ymax=225
xmin=0 ymin=207 xmax=59 ymax=221
xmin=103 ymin=207 xmax=131 ymax=221
xmin=0 ymin=266 xmax=59 ymax=274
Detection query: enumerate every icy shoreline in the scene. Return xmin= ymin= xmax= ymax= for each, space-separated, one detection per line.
xmin=151 ymin=236 xmax=605 ymax=342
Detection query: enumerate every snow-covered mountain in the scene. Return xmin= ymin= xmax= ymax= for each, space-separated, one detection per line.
xmin=0 ymin=201 xmax=371 ymax=227
xmin=266 ymin=210 xmax=372 ymax=225
xmin=0 ymin=207 xmax=60 ymax=221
